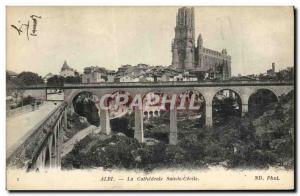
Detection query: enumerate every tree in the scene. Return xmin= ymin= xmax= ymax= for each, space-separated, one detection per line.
xmin=248 ymin=90 xmax=278 ymax=119
xmin=47 ymin=75 xmax=64 ymax=86
xmin=213 ymin=96 xmax=241 ymax=126
xmin=65 ymin=76 xmax=81 ymax=84
xmin=17 ymin=71 xmax=44 ymax=86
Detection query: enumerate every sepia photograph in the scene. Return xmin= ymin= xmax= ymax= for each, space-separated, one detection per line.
xmin=5 ymin=5 xmax=295 ymax=190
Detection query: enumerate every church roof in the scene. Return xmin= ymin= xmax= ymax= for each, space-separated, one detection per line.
xmin=61 ymin=60 xmax=71 ymax=70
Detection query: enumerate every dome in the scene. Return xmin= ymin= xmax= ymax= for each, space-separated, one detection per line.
xmin=61 ymin=60 xmax=70 ymax=70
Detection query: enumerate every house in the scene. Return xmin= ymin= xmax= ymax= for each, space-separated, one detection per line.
xmin=106 ymin=70 xmax=116 ymax=82
xmin=182 ymin=72 xmax=198 ymax=81
xmin=161 ymin=72 xmax=175 ymax=82
xmin=139 ymin=73 xmax=156 ymax=82
xmin=119 ymin=75 xmax=139 ymax=82
xmin=117 ymin=64 xmax=132 ymax=75
xmin=82 ymin=66 xmax=106 ymax=83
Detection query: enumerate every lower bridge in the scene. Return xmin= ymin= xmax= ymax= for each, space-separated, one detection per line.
xmin=7 ymin=102 xmax=68 ymax=171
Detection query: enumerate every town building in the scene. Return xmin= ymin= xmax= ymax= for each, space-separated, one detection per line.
xmin=82 ymin=66 xmax=106 ymax=83
xmin=110 ymin=63 xmax=199 ymax=83
xmin=107 ymin=70 xmax=116 ymax=82
xmin=114 ymin=75 xmax=139 ymax=83
xmin=60 ymin=60 xmax=76 ymax=77
xmin=117 ymin=64 xmax=132 ymax=75
xmin=267 ymin=62 xmax=276 ymax=76
xmin=171 ymin=7 xmax=231 ymax=80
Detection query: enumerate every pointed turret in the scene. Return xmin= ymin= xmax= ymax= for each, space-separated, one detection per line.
xmin=197 ymin=34 xmax=203 ymax=48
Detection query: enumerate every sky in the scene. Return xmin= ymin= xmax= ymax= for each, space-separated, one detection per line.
xmin=6 ymin=6 xmax=294 ymax=76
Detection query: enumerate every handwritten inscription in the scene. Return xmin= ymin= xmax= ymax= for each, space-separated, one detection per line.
xmin=11 ymin=15 xmax=42 ymax=40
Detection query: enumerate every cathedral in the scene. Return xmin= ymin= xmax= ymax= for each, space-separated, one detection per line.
xmin=171 ymin=7 xmax=231 ymax=79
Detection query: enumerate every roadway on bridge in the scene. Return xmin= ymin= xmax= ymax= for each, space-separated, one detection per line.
xmin=7 ymin=101 xmax=62 ymax=158
xmin=61 ymin=125 xmax=99 ymax=157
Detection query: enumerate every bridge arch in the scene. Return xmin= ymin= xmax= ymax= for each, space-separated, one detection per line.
xmin=71 ymin=91 xmax=100 ymax=126
xmin=256 ymin=86 xmax=284 ymax=99
xmin=141 ymin=91 xmax=172 ymax=143
xmin=50 ymin=134 xmax=56 ymax=167
xmin=212 ymin=88 xmax=242 ymax=127
xmin=44 ymin=146 xmax=50 ymax=168
xmin=248 ymin=88 xmax=278 ymax=119
xmin=71 ymin=90 xmax=98 ymax=106
xmin=106 ymin=90 xmax=135 ymax=138
xmin=177 ymin=89 xmax=206 ymax=127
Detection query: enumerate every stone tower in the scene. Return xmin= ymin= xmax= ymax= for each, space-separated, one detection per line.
xmin=171 ymin=7 xmax=195 ymax=70
xmin=196 ymin=33 xmax=203 ymax=68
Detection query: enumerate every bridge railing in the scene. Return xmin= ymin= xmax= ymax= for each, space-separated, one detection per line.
xmin=7 ymin=102 xmax=67 ymax=170
xmin=12 ymin=80 xmax=294 ymax=90
xmin=63 ymin=80 xmax=294 ymax=88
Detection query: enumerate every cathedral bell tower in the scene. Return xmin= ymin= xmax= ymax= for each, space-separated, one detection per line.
xmin=171 ymin=7 xmax=195 ymax=70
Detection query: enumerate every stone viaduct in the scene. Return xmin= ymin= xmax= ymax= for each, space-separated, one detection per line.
xmin=62 ymin=81 xmax=294 ymax=145
xmin=10 ymin=81 xmax=293 ymax=170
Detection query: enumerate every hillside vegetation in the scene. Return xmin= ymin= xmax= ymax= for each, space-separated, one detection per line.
xmin=62 ymin=91 xmax=294 ymax=170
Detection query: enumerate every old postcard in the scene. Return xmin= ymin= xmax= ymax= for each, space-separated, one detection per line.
xmin=6 ymin=6 xmax=295 ymax=190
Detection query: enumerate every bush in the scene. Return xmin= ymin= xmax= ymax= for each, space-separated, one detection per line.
xmin=131 ymin=143 xmax=166 ymax=170
xmin=246 ymin=150 xmax=276 ymax=168
xmin=203 ymin=142 xmax=226 ymax=164
xmin=164 ymin=145 xmax=186 ymax=164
